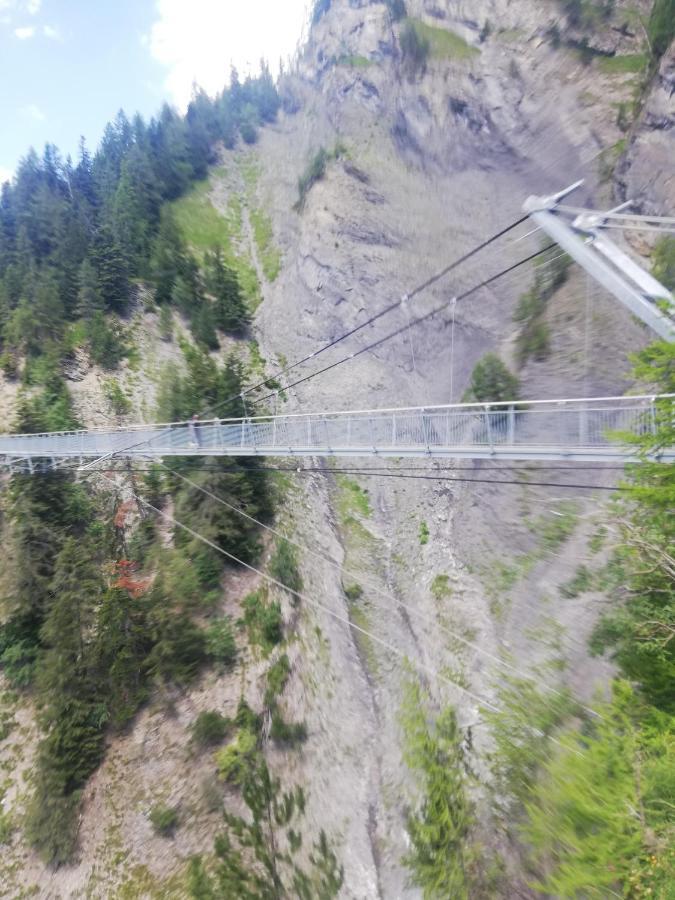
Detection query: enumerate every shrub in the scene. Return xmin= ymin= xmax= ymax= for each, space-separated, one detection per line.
xmin=0 ymin=350 xmax=18 ymax=379
xmin=270 ymin=713 xmax=308 ymax=746
xmin=235 ymin=697 xmax=261 ymax=733
xmin=149 ymin=803 xmax=180 ymax=837
xmin=269 ymin=539 xmax=302 ymax=601
xmin=344 ymin=583 xmax=363 ymax=602
xmin=0 ymin=808 xmax=12 ymax=844
xmin=265 ymin=653 xmax=291 ymax=706
xmin=104 ymin=378 xmax=131 ymax=415
xmin=215 ymin=728 xmax=258 ymax=784
xmin=191 ymin=710 xmax=231 ymax=748
xmin=87 ymin=311 xmax=125 ymax=369
xmin=419 ymin=521 xmax=430 ymax=545
xmin=158 ymin=304 xmax=173 ymax=342
xmin=400 ymin=21 xmax=430 ymax=74
xmin=0 ymin=638 xmax=38 ymax=688
xmin=430 ymin=574 xmax=452 ymax=600
xmin=560 ymin=565 xmax=594 ymax=599
xmin=243 ymin=590 xmax=283 ymax=650
xmin=295 ymin=148 xmax=329 ymax=211
xmin=205 ymin=617 xmax=237 ymax=668
xmin=464 ymin=353 xmax=519 ymax=404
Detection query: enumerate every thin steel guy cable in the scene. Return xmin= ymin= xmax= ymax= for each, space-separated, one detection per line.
xmin=93 ymin=468 xmax=590 ymax=762
xmin=205 ymin=212 xmax=532 ymax=417
xmin=161 ymin=463 xmax=606 ymax=721
xmin=256 ymin=243 xmax=556 ymax=405
xmin=60 ymin=241 xmax=556 ymax=470
xmin=50 ymin=460 xmax=631 ymax=492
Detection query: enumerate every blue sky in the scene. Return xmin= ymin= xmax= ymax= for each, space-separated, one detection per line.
xmin=0 ymin=0 xmax=309 ymax=181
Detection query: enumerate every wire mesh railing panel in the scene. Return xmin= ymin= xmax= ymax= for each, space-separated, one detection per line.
xmin=0 ymin=397 xmax=669 ymax=464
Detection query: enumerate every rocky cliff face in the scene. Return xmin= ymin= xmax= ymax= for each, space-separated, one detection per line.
xmin=1 ymin=2 xmax=672 ymax=897
xmin=249 ymin=2 xmax=673 ymax=895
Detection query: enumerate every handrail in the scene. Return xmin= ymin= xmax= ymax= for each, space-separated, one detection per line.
xmin=0 ymin=394 xmax=670 ymax=439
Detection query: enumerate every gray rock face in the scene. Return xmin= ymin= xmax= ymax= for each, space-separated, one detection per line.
xmin=247 ymin=3 xmax=673 ymax=897
xmin=619 ymin=42 xmax=675 ymax=215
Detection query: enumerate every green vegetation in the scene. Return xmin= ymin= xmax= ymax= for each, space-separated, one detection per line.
xmin=430 ymin=574 xmax=452 ymax=601
xmin=250 ymin=207 xmax=281 ymax=281
xmin=242 ymin=588 xmax=284 ymax=651
xmin=149 ymin=803 xmax=180 ymax=837
xmin=480 ymin=342 xmax=675 ymax=895
xmin=103 ymin=378 xmax=131 ymax=416
xmin=652 ymin=236 xmax=675 ymax=291
xmin=400 ymin=678 xmax=488 ymax=897
xmin=343 ymin=583 xmax=363 ymax=602
xmin=336 ymin=474 xmax=372 ymax=519
xmin=264 ymin=653 xmax=291 ymax=706
xmin=400 ymin=20 xmax=430 ymax=73
xmin=294 ymin=142 xmax=346 ymax=212
xmin=191 ymin=711 xmax=231 ymax=748
xmin=205 ymin=616 xmax=237 ymax=668
xmin=560 ymin=564 xmax=594 ymax=598
xmin=269 ymin=538 xmax=303 ymax=601
xmin=215 ymin=727 xmax=259 ymax=785
xmin=337 ymin=54 xmax=373 ymax=68
xmin=402 ymin=18 xmax=479 ymax=66
xmin=190 ymin=759 xmax=343 ymax=898
xmin=418 ymin=521 xmax=430 ymax=545
xmin=648 ymin=0 xmax=675 ymax=60
xmin=598 ymin=138 xmax=627 ymax=183
xmin=598 ymin=52 xmax=647 ymax=74
xmin=463 ymin=353 xmax=519 ymax=404
xmin=513 ymin=246 xmax=570 ymax=364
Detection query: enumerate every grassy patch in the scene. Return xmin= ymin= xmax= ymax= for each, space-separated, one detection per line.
xmin=250 ymin=207 xmax=281 ymax=281
xmin=560 ymin=564 xmax=595 ymax=599
xmin=338 ymin=54 xmax=373 ymax=68
xmin=350 ymin=602 xmax=379 ymax=677
xmin=533 ymin=501 xmax=578 ymax=554
xmin=170 ymin=174 xmax=262 ymax=309
xmin=404 ymin=18 xmax=479 ymax=61
xmin=336 ymin=475 xmax=372 ymax=520
xmin=170 ymin=177 xmax=233 ymax=254
xmin=598 ymin=53 xmax=647 ymax=74
xmin=598 ymin=139 xmax=628 ymax=184
xmin=418 ymin=521 xmax=430 ymax=545
xmin=430 ymin=574 xmax=452 ymax=601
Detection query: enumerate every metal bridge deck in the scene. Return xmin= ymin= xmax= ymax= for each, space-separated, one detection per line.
xmin=1 ymin=395 xmax=672 ymax=470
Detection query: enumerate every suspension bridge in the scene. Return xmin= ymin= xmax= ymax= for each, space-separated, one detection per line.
xmin=1 ymin=183 xmax=673 ymax=473
xmin=1 ymin=395 xmax=673 ymax=471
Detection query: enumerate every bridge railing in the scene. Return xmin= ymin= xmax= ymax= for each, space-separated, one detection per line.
xmin=0 ymin=395 xmax=671 ymax=464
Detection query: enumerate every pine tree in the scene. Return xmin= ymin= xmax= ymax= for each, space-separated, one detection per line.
xmin=151 ymin=209 xmax=189 ymax=305
xmin=190 ymin=759 xmax=343 ymax=899
xmin=75 ymin=257 xmax=104 ymax=319
xmin=205 ymin=248 xmax=249 ymax=334
xmin=90 ymin=223 xmax=129 ymax=312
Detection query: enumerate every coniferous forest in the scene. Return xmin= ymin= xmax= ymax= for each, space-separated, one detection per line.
xmin=0 ymin=67 xmax=290 ymax=867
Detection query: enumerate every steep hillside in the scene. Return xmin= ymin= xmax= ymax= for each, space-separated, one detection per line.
xmin=0 ymin=1 xmax=673 ymax=897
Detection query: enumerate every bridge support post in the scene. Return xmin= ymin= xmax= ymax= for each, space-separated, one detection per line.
xmin=483 ymin=405 xmax=494 ymax=451
xmin=507 ymin=405 xmax=515 ymax=445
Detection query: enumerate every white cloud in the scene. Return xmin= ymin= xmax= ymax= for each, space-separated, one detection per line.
xmin=148 ymin=0 xmax=309 ymax=109
xmin=21 ymin=103 xmax=45 ymax=121
xmin=14 ymin=24 xmax=34 ymax=38
xmin=24 ymin=0 xmax=40 ymax=12
xmin=0 ymin=166 xmax=13 ymax=185
xmin=43 ymin=23 xmax=61 ymax=40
